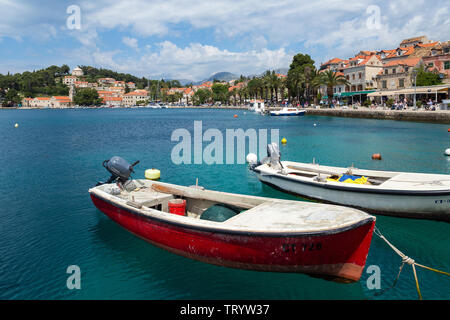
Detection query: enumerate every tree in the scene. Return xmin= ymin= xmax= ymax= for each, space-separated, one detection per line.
xmin=73 ymin=88 xmax=102 ymax=106
xmin=211 ymin=83 xmax=229 ymax=103
xmin=414 ymin=66 xmax=442 ymax=87
xmin=193 ymin=89 xmax=212 ymax=105
xmin=2 ymin=89 xmax=21 ymax=107
xmin=319 ymin=70 xmax=349 ymax=107
xmin=287 ymin=53 xmax=316 ymax=104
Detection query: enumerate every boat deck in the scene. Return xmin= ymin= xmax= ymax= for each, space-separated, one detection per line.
xmin=223 ymin=200 xmax=372 ymax=232
xmin=91 ymin=181 xmax=374 ymax=234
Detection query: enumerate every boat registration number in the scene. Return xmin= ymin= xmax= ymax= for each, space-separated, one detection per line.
xmin=282 ymin=243 xmax=322 ymax=253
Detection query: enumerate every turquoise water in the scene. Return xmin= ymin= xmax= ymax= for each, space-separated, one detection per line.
xmin=0 ymin=108 xmax=449 ymax=300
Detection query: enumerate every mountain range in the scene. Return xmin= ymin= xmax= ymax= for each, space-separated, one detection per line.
xmin=173 ymin=68 xmax=289 ymax=86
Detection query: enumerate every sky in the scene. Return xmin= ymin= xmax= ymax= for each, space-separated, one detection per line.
xmin=0 ymin=0 xmax=449 ymax=81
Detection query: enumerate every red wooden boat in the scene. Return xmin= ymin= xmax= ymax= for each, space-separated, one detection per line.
xmin=89 ymin=177 xmax=376 ymax=282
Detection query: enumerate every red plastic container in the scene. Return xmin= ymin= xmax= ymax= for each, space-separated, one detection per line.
xmin=168 ymin=199 xmax=186 ymax=216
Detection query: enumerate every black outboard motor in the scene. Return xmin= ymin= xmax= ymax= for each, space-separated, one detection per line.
xmin=97 ymin=156 xmax=140 ymax=186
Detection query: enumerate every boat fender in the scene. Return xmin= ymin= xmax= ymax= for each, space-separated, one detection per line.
xmin=372 ymin=154 xmax=382 ymax=160
xmin=246 ymin=153 xmax=258 ymax=164
xmin=145 ymin=169 xmax=161 ymax=180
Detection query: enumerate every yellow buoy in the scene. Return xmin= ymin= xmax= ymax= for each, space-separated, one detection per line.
xmin=15 ymin=123 xmax=19 ymax=128
xmin=281 ymin=138 xmax=287 ymax=144
xmin=145 ymin=169 xmax=161 ymax=180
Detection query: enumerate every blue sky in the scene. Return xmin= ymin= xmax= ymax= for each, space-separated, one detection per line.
xmin=0 ymin=0 xmax=449 ymax=81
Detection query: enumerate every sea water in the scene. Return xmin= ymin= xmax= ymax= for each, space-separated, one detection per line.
xmin=0 ymin=108 xmax=449 ymax=300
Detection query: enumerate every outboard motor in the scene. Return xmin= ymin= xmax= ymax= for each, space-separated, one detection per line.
xmin=97 ymin=156 xmax=140 ymax=186
xmin=264 ymin=143 xmax=283 ymax=170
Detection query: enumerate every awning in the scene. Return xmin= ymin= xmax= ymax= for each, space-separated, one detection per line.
xmin=338 ymin=91 xmax=376 ymax=97
xmin=323 ymin=90 xmax=376 ymax=99
xmin=368 ymin=85 xmax=450 ymax=97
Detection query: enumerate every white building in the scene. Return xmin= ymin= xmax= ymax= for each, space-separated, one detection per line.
xmin=72 ymin=67 xmax=84 ymax=76
xmin=123 ymin=90 xmax=148 ymax=106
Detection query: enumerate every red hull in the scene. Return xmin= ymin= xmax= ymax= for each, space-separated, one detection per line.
xmin=91 ymin=194 xmax=375 ymax=282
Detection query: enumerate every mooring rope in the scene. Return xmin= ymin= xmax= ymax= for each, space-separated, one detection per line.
xmin=373 ymin=226 xmax=450 ymax=300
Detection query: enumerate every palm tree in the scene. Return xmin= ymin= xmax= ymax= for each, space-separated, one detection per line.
xmin=319 ymin=70 xmax=349 ymax=107
xmin=287 ymin=67 xmax=305 ymax=105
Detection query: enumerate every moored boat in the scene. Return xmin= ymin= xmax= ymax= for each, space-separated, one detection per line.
xmin=89 ymin=156 xmax=376 ymax=282
xmin=270 ymin=107 xmax=306 ymax=116
xmin=249 ymin=144 xmax=450 ymax=221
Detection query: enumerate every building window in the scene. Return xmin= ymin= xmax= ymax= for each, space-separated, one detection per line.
xmin=392 ymin=68 xmax=396 ymax=74
xmin=382 ymin=80 xmax=387 ymax=89
xmin=405 ymin=67 xmax=409 ymax=72
xmin=385 ymin=69 xmax=389 ymax=75
xmin=359 ymin=73 xmax=362 ymax=79
xmin=445 ymin=61 xmax=450 ymax=70
xmin=352 ymin=74 xmax=355 ymax=80
xmin=399 ymin=79 xmax=405 ymax=88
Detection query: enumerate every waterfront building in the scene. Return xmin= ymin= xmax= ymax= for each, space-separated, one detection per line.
xmin=103 ymin=97 xmax=123 ymax=107
xmin=343 ymin=54 xmax=383 ymax=92
xmin=50 ymin=96 xmax=72 ymax=108
xmin=376 ymin=57 xmax=423 ymax=91
xmin=422 ymin=41 xmax=450 ymax=80
xmin=123 ymin=90 xmax=148 ymax=106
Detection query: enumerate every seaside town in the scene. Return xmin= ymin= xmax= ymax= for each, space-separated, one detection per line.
xmin=1 ymin=35 xmax=448 ymax=112
xmin=2 ymin=0 xmax=450 ymax=305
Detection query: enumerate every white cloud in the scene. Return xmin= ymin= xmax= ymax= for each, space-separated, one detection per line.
xmin=72 ymin=41 xmax=293 ymax=80
xmin=122 ymin=37 xmax=139 ymax=51
xmin=0 ymin=0 xmax=449 ymax=77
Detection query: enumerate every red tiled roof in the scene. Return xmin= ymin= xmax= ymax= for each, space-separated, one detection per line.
xmin=323 ymin=58 xmax=343 ymax=65
xmin=416 ymin=41 xmax=439 ymax=48
xmin=383 ymin=57 xmax=422 ymax=67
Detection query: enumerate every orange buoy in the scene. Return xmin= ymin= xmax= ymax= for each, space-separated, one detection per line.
xmin=372 ymin=154 xmax=382 ymax=160
xmin=234 ymin=114 xmax=238 ymax=118
xmin=448 ymin=128 xmax=450 ymax=132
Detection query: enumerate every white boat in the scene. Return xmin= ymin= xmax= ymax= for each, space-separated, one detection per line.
xmin=270 ymin=107 xmax=306 ymax=117
xmin=249 ymin=144 xmax=450 ymax=221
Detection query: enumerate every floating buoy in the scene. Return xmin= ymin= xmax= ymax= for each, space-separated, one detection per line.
xmin=445 ymin=149 xmax=450 ymax=156
xmin=234 ymin=114 xmax=238 ymax=118
xmin=448 ymin=129 xmax=450 ymax=132
xmin=372 ymin=154 xmax=382 ymax=160
xmin=281 ymin=138 xmax=287 ymax=144
xmin=145 ymin=169 xmax=161 ymax=180
xmin=246 ymin=153 xmax=258 ymax=164
xmin=314 ymin=123 xmax=317 ymax=127
xmin=14 ymin=123 xmax=19 ymax=128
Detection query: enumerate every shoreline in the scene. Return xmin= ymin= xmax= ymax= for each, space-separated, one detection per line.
xmin=3 ymin=105 xmax=450 ymax=124
xmin=304 ymin=107 xmax=450 ymax=124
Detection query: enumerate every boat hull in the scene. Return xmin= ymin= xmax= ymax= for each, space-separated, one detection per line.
xmin=90 ymin=193 xmax=375 ymax=282
xmin=270 ymin=111 xmax=306 ymax=116
xmin=255 ymin=171 xmax=450 ymax=221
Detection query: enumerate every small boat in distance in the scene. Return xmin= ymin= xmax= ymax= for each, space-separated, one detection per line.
xmin=249 ymin=144 xmax=450 ymax=221
xmin=270 ymin=107 xmax=306 ymax=116
xmin=89 ymin=156 xmax=376 ymax=282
